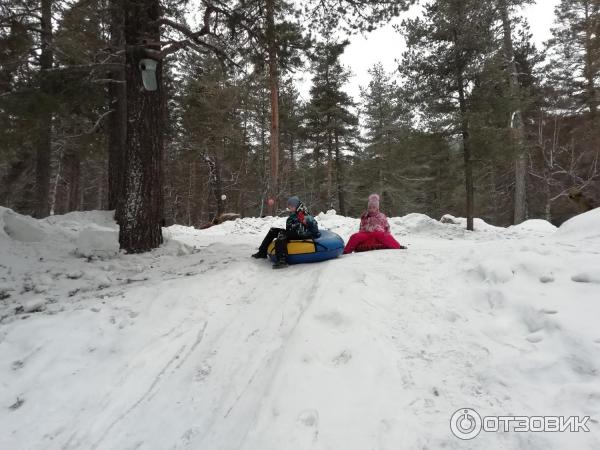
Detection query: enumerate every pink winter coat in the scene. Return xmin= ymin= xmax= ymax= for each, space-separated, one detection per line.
xmin=360 ymin=212 xmax=390 ymax=233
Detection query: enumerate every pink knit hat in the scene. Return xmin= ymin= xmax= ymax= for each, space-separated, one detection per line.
xmin=368 ymin=194 xmax=380 ymax=210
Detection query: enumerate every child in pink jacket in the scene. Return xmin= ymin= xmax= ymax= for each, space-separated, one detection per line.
xmin=343 ymin=194 xmax=404 ymax=254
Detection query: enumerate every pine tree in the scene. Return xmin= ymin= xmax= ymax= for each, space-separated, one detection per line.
xmin=278 ymin=77 xmax=305 ymax=195
xmin=401 ymin=0 xmax=496 ymax=230
xmin=546 ymin=0 xmax=600 ymax=116
xmin=496 ymin=0 xmax=534 ymax=224
xmin=243 ymin=0 xmax=311 ymax=214
xmin=304 ymin=40 xmax=358 ymax=214
xmin=359 ymin=63 xmax=412 ymax=213
xmin=178 ymin=52 xmax=245 ymax=222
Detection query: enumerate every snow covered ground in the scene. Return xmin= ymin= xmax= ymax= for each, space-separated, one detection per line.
xmin=1 ymin=206 xmax=599 ymax=449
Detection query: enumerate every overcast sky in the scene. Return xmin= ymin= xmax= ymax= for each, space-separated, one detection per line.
xmin=295 ymin=0 xmax=561 ymax=101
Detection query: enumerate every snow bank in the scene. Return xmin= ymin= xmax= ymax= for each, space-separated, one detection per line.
xmin=438 ymin=213 xmax=504 ymax=232
xmin=1 ymin=208 xmax=46 ymax=242
xmin=74 ymin=225 xmax=120 ymax=258
xmin=555 ymin=208 xmax=600 ymax=241
xmin=43 ymin=209 xmax=117 ymax=229
xmin=510 ymin=218 xmax=557 ymax=233
xmin=1 ymin=206 xmax=600 ymax=449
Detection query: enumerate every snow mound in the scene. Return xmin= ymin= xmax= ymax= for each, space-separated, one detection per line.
xmin=196 ymin=217 xmax=285 ymax=237
xmin=316 ymin=211 xmax=359 ymax=237
xmin=511 ymin=219 xmax=557 ymax=233
xmin=555 ymin=208 xmax=600 ymax=241
xmin=1 ymin=209 xmax=46 ymax=242
xmin=74 ymin=225 xmax=120 ymax=258
xmin=438 ymin=214 xmax=503 ymax=232
xmin=43 ymin=209 xmax=116 ymax=229
xmin=394 ymin=213 xmax=444 ymax=232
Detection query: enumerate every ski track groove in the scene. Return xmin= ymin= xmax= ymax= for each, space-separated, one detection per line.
xmin=233 ymin=266 xmax=325 ymax=449
xmin=175 ymin=321 xmax=208 ymax=370
xmin=89 ymin=343 xmax=188 ymax=450
xmin=196 ymin=265 xmax=325 ymax=449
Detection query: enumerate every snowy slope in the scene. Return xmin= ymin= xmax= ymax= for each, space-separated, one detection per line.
xmin=1 ymin=207 xmax=599 ymax=449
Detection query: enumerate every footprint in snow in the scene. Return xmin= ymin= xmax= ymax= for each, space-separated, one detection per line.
xmin=571 ymin=272 xmax=600 ymax=283
xmin=313 ymin=310 xmax=348 ymax=327
xmin=526 ymin=332 xmax=544 ymax=343
xmin=195 ymin=363 xmax=212 ymax=381
xmin=539 ymin=274 xmax=555 ymax=283
xmin=332 ymin=350 xmax=352 ymax=366
xmin=297 ymin=409 xmax=319 ymax=428
xmin=179 ymin=426 xmax=201 ymax=445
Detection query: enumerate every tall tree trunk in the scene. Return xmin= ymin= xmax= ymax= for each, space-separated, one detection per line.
xmin=456 ymin=73 xmax=474 ymax=230
xmin=215 ymin=158 xmax=224 ymax=217
xmin=583 ymin=0 xmax=598 ymax=117
xmin=326 ymin=127 xmax=333 ymax=209
xmin=266 ymin=0 xmax=280 ymax=214
xmin=259 ymin=95 xmax=267 ymax=216
xmin=454 ymin=27 xmax=474 ymax=231
xmin=500 ymin=0 xmax=527 ymax=224
xmin=334 ymin=130 xmax=346 ymax=216
xmin=35 ymin=0 xmax=53 ymax=218
xmin=97 ymin=164 xmax=106 ymax=209
xmin=108 ymin=0 xmax=127 ymax=216
xmin=186 ymin=160 xmax=194 ymax=226
xmin=289 ymin=136 xmax=295 ymax=194
xmin=117 ymin=0 xmax=164 ymax=253
xmin=66 ymin=149 xmax=81 ymax=211
xmin=204 ymin=154 xmax=223 ymax=220
xmin=49 ymin=147 xmax=62 ymax=216
xmin=544 ymin=176 xmax=552 ymax=222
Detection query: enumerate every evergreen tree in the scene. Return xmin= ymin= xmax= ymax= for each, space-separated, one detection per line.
xmin=304 ymin=40 xmax=358 ymax=214
xmin=178 ymin=52 xmax=245 ymax=222
xmin=546 ymin=0 xmax=600 ymax=116
xmin=359 ymin=63 xmax=410 ymax=213
xmin=278 ymin=77 xmax=305 ymax=196
xmin=401 ymin=0 xmax=497 ymax=230
xmin=495 ymin=0 xmax=534 ymax=224
xmin=466 ymin=9 xmax=541 ymax=225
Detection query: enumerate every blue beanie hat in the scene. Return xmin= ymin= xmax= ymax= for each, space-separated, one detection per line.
xmin=287 ymin=196 xmax=301 ymax=208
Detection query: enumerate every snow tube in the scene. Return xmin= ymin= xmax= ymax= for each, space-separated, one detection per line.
xmin=267 ymin=229 xmax=344 ymax=265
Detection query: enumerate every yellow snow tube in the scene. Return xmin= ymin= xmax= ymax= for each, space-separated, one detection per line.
xmin=267 ymin=240 xmax=315 ymax=255
xmin=265 ymin=230 xmax=345 ymax=265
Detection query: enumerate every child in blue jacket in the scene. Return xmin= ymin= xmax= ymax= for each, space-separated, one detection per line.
xmin=252 ymin=196 xmax=320 ymax=269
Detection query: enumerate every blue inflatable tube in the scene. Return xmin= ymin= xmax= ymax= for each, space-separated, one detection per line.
xmin=267 ymin=229 xmax=345 ymax=265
